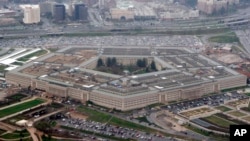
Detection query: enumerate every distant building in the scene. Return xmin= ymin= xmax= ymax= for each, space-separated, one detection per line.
xmin=20 ymin=5 xmax=40 ymax=24
xmin=160 ymin=9 xmax=199 ymax=20
xmin=0 ymin=0 xmax=8 ymax=5
xmin=197 ymin=0 xmax=239 ymax=14
xmin=74 ymin=4 xmax=88 ymax=21
xmin=134 ymin=7 xmax=157 ymax=21
xmin=39 ymin=1 xmax=55 ymax=14
xmin=0 ymin=9 xmax=16 ymax=17
xmin=110 ymin=8 xmax=134 ymax=20
xmin=53 ymin=4 xmax=65 ymax=21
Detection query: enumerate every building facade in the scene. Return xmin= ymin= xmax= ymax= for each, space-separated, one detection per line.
xmin=5 ymin=47 xmax=247 ymax=111
xmin=197 ymin=0 xmax=239 ymax=14
xmin=74 ymin=4 xmax=88 ymax=21
xmin=20 ymin=5 xmax=40 ymax=24
xmin=53 ymin=4 xmax=66 ymax=21
xmin=39 ymin=1 xmax=55 ymax=14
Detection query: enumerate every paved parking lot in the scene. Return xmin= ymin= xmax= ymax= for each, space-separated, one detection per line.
xmin=0 ymin=35 xmax=204 ymax=52
xmin=57 ymin=117 xmax=176 ymax=141
xmin=162 ymin=92 xmax=248 ymax=114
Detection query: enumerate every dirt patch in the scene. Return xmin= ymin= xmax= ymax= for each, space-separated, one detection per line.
xmin=69 ymin=111 xmax=88 ymax=120
xmin=210 ymin=53 xmax=243 ymax=64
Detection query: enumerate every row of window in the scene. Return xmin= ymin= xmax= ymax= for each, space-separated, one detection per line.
xmin=90 ymin=95 xmax=122 ymax=108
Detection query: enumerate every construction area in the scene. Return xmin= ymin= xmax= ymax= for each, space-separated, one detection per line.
xmin=180 ymin=107 xmax=218 ymax=120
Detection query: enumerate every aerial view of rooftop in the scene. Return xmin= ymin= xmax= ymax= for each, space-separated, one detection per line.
xmin=1 ymin=0 xmax=250 ymax=141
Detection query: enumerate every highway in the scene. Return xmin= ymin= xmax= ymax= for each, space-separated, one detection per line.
xmin=1 ymin=7 xmax=250 ymax=38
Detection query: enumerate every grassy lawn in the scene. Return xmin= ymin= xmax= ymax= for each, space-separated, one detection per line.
xmin=228 ymin=111 xmax=247 ymax=117
xmin=11 ymin=61 xmax=24 ymax=66
xmin=21 ymin=138 xmax=33 ymax=141
xmin=147 ymin=103 xmax=164 ymax=108
xmin=208 ymin=33 xmax=239 ymax=43
xmin=136 ymin=116 xmax=151 ymax=124
xmin=221 ymin=86 xmax=248 ymax=92
xmin=215 ymin=106 xmax=232 ymax=112
xmin=7 ymin=93 xmax=27 ymax=100
xmin=77 ymin=106 xmax=154 ymax=133
xmin=241 ymin=107 xmax=250 ymax=113
xmin=17 ymin=50 xmax=48 ymax=62
xmin=0 ymin=99 xmax=45 ymax=118
xmin=202 ymin=115 xmax=235 ymax=128
xmin=0 ymin=129 xmax=6 ymax=135
xmin=0 ymin=65 xmax=8 ymax=72
xmin=184 ymin=124 xmax=229 ymax=141
xmin=241 ymin=102 xmax=250 ymax=113
xmin=48 ymin=48 xmax=59 ymax=52
xmin=0 ymin=130 xmax=30 ymax=139
xmin=3 ymin=114 xmax=27 ymax=125
xmin=64 ymin=32 xmax=112 ymax=37
xmin=0 ymin=93 xmax=28 ymax=108
xmin=215 ymin=113 xmax=246 ymax=125
xmin=242 ymin=116 xmax=250 ymax=122
xmin=245 ymin=93 xmax=250 ymax=96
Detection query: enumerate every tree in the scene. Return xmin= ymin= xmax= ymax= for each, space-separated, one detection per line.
xmin=106 ymin=57 xmax=112 ymax=67
xmin=111 ymin=57 xmax=117 ymax=66
xmin=142 ymin=58 xmax=147 ymax=67
xmin=219 ymin=7 xmax=226 ymax=15
xmin=97 ymin=58 xmax=104 ymax=67
xmin=151 ymin=61 xmax=157 ymax=71
xmin=137 ymin=59 xmax=143 ymax=67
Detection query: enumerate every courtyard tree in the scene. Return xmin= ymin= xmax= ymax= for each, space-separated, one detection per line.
xmin=137 ymin=58 xmax=147 ymax=68
xmin=151 ymin=61 xmax=157 ymax=71
xmin=143 ymin=58 xmax=147 ymax=67
xmin=137 ymin=59 xmax=143 ymax=67
xmin=106 ymin=57 xmax=112 ymax=67
xmin=97 ymin=58 xmax=104 ymax=67
xmin=111 ymin=57 xmax=117 ymax=66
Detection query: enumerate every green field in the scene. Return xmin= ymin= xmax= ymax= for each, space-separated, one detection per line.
xmin=241 ymin=107 xmax=250 ymax=113
xmin=17 ymin=50 xmax=48 ymax=62
xmin=11 ymin=61 xmax=24 ymax=66
xmin=208 ymin=34 xmax=239 ymax=43
xmin=0 ymin=130 xmax=30 ymax=139
xmin=0 ymin=129 xmax=6 ymax=135
xmin=228 ymin=111 xmax=247 ymax=117
xmin=184 ymin=124 xmax=229 ymax=141
xmin=77 ymin=106 xmax=155 ymax=133
xmin=0 ymin=93 xmax=28 ymax=108
xmin=0 ymin=99 xmax=45 ymax=118
xmin=0 ymin=65 xmax=8 ymax=72
xmin=202 ymin=115 xmax=235 ymax=128
xmin=7 ymin=93 xmax=27 ymax=100
xmin=215 ymin=106 xmax=232 ymax=112
xmin=243 ymin=116 xmax=250 ymax=122
xmin=136 ymin=116 xmax=151 ymax=124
